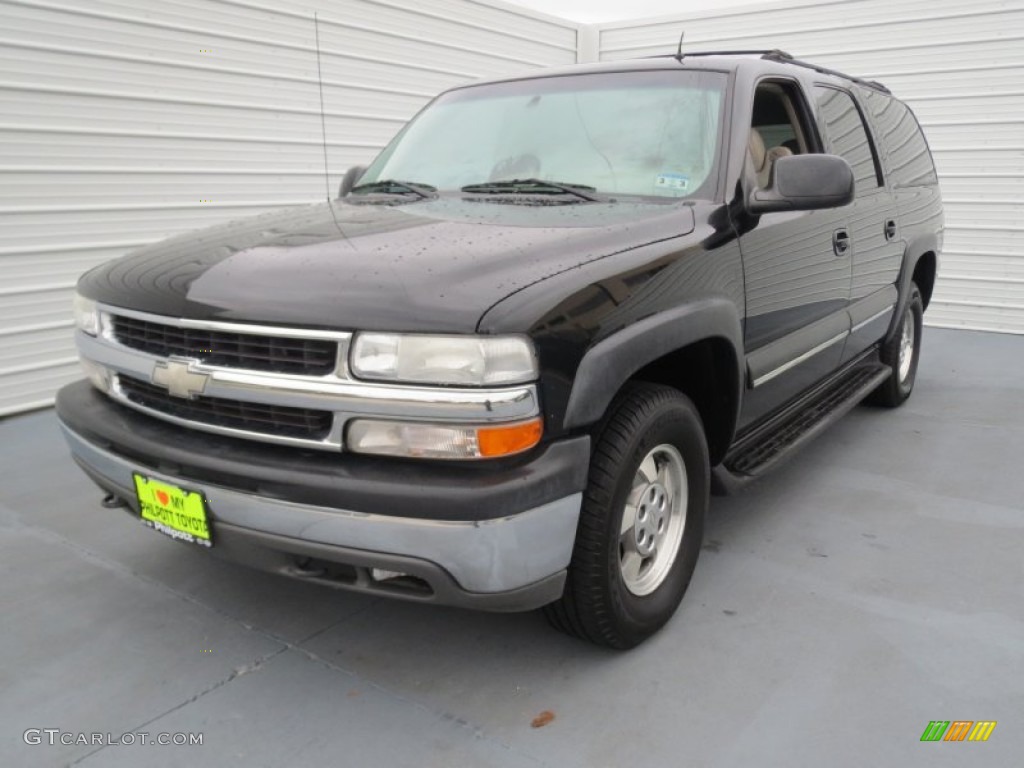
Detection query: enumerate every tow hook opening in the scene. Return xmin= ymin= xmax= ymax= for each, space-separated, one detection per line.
xmin=100 ymin=492 xmax=128 ymax=509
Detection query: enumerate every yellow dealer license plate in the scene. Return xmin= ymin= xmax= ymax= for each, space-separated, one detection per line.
xmin=133 ymin=474 xmax=212 ymax=548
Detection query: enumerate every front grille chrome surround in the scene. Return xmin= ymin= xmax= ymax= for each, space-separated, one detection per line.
xmin=76 ymin=304 xmax=541 ymax=451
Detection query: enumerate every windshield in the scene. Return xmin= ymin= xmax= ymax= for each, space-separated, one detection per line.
xmin=358 ymin=70 xmax=728 ymax=200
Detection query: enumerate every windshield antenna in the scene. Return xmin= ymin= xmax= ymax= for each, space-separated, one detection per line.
xmin=675 ymin=30 xmax=685 ymax=61
xmin=313 ymin=13 xmax=331 ymax=201
xmin=312 ymin=13 xmax=353 ymax=249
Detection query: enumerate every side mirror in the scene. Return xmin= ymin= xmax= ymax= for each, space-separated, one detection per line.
xmin=747 ymin=154 xmax=854 ymax=214
xmin=338 ymin=165 xmax=367 ymax=198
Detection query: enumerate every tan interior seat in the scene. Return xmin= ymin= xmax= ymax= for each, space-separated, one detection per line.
xmin=764 ymin=145 xmax=793 ymax=184
xmin=749 ymin=128 xmax=793 ymax=188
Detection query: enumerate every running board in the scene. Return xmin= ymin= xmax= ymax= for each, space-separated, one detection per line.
xmin=713 ymin=362 xmax=890 ymax=494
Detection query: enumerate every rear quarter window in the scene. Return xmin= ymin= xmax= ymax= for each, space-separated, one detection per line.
xmin=813 ymin=86 xmax=882 ymax=192
xmin=859 ymin=88 xmax=938 ymax=188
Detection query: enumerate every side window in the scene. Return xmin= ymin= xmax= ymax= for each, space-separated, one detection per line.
xmin=859 ymin=88 xmax=938 ymax=187
xmin=749 ymin=81 xmax=817 ymax=188
xmin=813 ymin=86 xmax=883 ymax=194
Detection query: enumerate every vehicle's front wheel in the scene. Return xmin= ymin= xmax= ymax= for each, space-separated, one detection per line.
xmin=870 ymin=282 xmax=923 ymax=407
xmin=544 ymin=383 xmax=708 ymax=649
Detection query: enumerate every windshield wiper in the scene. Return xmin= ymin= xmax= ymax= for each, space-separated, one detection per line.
xmin=350 ymin=179 xmax=436 ymax=199
xmin=461 ymin=178 xmax=602 ymax=202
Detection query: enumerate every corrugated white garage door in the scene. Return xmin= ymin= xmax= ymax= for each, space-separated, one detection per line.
xmin=0 ymin=0 xmax=578 ymax=416
xmin=2 ymin=0 xmax=1021 ymax=419
xmin=594 ymin=0 xmax=1024 ymax=335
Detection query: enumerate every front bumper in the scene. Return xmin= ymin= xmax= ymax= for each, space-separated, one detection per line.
xmin=56 ymin=381 xmax=589 ymax=611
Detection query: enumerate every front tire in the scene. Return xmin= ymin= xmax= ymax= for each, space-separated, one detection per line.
xmin=870 ymin=282 xmax=923 ymax=407
xmin=544 ymin=383 xmax=708 ymax=649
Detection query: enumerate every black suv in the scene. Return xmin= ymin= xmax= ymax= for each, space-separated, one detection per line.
xmin=57 ymin=51 xmax=942 ymax=648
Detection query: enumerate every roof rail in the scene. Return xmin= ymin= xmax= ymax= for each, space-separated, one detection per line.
xmin=650 ymin=49 xmax=794 ymax=61
xmin=650 ymin=49 xmax=891 ymax=95
xmin=760 ymin=51 xmax=891 ymax=94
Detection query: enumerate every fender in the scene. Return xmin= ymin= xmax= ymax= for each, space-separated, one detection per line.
xmin=886 ymin=232 xmax=939 ymax=341
xmin=563 ymin=297 xmax=744 ymax=431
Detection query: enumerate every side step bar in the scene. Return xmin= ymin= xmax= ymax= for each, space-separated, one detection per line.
xmin=713 ymin=361 xmax=890 ymax=494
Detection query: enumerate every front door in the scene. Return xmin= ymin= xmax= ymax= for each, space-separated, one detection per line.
xmin=737 ymin=79 xmax=852 ymax=429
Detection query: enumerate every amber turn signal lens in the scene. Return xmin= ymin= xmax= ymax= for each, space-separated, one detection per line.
xmin=477 ymin=418 xmax=543 ymax=458
xmin=347 ymin=417 xmax=544 ymax=460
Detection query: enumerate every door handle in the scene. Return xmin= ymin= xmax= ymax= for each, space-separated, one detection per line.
xmin=832 ymin=229 xmax=850 ymax=256
xmin=884 ymin=220 xmax=897 ymax=240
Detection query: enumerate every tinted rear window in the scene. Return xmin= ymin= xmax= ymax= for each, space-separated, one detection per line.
xmin=814 ymin=86 xmax=883 ymax=192
xmin=859 ymin=88 xmax=938 ymax=187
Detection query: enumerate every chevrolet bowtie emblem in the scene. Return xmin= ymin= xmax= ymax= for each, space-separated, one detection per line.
xmin=151 ymin=359 xmax=210 ymax=399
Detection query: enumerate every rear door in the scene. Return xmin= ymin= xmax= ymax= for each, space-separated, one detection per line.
xmin=812 ymin=85 xmax=903 ymax=361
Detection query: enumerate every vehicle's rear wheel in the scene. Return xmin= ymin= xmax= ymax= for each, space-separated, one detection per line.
xmin=544 ymin=382 xmax=708 ymax=649
xmin=869 ymin=282 xmax=923 ymax=407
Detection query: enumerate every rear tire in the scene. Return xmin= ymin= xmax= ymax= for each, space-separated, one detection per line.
xmin=544 ymin=382 xmax=708 ymax=649
xmin=870 ymin=282 xmax=923 ymax=407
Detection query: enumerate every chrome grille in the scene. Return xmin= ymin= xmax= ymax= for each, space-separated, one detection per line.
xmin=118 ymin=375 xmax=333 ymax=441
xmin=111 ymin=314 xmax=337 ymax=375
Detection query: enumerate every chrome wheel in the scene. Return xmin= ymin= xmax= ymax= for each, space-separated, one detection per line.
xmin=619 ymin=444 xmax=687 ymax=596
xmin=898 ymin=305 xmax=915 ymax=383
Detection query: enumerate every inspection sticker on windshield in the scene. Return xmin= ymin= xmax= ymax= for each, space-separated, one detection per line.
xmin=133 ymin=474 xmax=212 ymax=548
xmin=655 ymin=172 xmax=690 ymax=192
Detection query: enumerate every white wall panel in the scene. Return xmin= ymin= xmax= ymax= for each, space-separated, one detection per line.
xmin=2 ymin=0 xmax=1020 ymax=418
xmin=0 ymin=0 xmax=578 ymax=416
xmin=595 ymin=0 xmax=1024 ymax=335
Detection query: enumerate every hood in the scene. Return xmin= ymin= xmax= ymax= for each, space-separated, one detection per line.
xmin=79 ymin=197 xmax=695 ymax=333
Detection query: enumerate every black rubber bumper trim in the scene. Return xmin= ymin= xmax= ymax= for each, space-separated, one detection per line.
xmin=56 ymin=380 xmax=590 ymax=522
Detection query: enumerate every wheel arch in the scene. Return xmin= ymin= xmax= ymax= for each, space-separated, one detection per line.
xmin=912 ymin=251 xmax=937 ymax=309
xmin=562 ymin=299 xmax=744 ymax=465
xmin=887 ymin=234 xmax=939 ymax=341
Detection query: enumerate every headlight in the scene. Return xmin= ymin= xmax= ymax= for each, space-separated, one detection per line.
xmin=73 ymin=294 xmax=99 ymax=336
xmin=350 ymin=333 xmax=537 ymax=386
xmin=347 ymin=417 xmax=543 ymax=460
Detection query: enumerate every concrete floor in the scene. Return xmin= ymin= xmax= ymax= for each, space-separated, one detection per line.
xmin=1 ymin=327 xmax=1021 ymax=768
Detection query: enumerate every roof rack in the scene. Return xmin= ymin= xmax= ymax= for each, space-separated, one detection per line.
xmin=760 ymin=51 xmax=891 ymax=94
xmin=650 ymin=49 xmax=890 ymax=94
xmin=651 ymin=49 xmax=794 ymax=60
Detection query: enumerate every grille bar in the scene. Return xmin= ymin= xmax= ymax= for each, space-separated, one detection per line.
xmin=118 ymin=375 xmax=333 ymax=441
xmin=111 ymin=314 xmax=337 ymax=375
